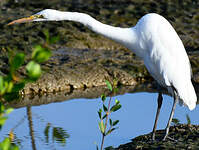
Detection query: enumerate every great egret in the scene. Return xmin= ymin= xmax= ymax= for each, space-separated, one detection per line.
xmin=8 ymin=9 xmax=197 ymax=141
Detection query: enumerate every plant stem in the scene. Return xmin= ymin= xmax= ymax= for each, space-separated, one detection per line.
xmin=100 ymin=96 xmax=112 ymax=150
xmin=100 ymin=133 xmax=105 ymax=150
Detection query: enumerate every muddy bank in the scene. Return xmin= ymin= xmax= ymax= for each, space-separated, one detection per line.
xmin=22 ymin=48 xmax=151 ymax=94
xmin=1 ymin=0 xmax=199 ymax=51
xmin=20 ymin=48 xmax=199 ymax=95
xmin=7 ymin=82 xmax=160 ymax=109
xmin=116 ymin=124 xmax=199 ymax=150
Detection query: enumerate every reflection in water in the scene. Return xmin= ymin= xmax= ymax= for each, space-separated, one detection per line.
xmin=7 ymin=83 xmax=199 ymax=109
xmin=0 ymin=88 xmax=199 ymax=150
xmin=8 ymin=83 xmax=162 ymax=109
xmin=27 ymin=106 xmax=36 ymax=150
xmin=44 ymin=124 xmax=70 ymax=146
xmin=2 ymin=105 xmax=70 ymax=150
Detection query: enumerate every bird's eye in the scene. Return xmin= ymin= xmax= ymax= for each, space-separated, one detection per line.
xmin=36 ymin=14 xmax=45 ymax=18
xmin=32 ymin=14 xmax=45 ymax=19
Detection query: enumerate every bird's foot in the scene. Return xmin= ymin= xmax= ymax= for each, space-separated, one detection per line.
xmin=163 ymin=135 xmax=177 ymax=142
xmin=150 ymin=133 xmax=160 ymax=143
xmin=151 ymin=133 xmax=155 ymax=141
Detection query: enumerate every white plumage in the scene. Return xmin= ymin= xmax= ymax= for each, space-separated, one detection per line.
xmin=133 ymin=13 xmax=196 ymax=110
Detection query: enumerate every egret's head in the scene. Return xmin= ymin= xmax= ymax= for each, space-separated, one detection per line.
xmin=8 ymin=9 xmax=61 ymax=25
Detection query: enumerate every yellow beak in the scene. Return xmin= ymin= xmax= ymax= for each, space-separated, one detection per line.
xmin=7 ymin=16 xmax=35 ymax=25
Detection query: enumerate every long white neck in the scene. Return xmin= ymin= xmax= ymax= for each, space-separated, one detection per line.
xmin=50 ymin=11 xmax=140 ymax=55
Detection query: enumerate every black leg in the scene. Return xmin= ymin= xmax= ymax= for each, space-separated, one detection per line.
xmin=152 ymin=92 xmax=163 ymax=141
xmin=163 ymin=92 xmax=178 ymax=141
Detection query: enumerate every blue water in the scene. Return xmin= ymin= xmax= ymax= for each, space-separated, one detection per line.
xmin=1 ymin=92 xmax=199 ymax=150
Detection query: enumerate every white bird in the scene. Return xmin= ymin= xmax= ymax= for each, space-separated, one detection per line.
xmin=8 ymin=9 xmax=197 ymax=140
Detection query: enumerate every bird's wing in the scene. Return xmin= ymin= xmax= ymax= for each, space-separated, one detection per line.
xmin=144 ymin=18 xmax=196 ymax=110
xmin=157 ymin=20 xmax=191 ymax=85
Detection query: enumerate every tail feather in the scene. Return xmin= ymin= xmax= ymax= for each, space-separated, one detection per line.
xmin=177 ymin=81 xmax=197 ymax=110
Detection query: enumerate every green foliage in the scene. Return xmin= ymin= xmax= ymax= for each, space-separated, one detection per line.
xmin=172 ymin=118 xmax=180 ymax=126
xmin=0 ymin=29 xmax=57 ymax=150
xmin=10 ymin=53 xmax=25 ymax=75
xmin=32 ymin=45 xmax=51 ymax=63
xmin=186 ymin=114 xmax=191 ymax=125
xmin=11 ymin=83 xmax=25 ymax=93
xmin=26 ymin=61 xmax=41 ymax=81
xmin=0 ymin=102 xmax=13 ymax=129
xmin=0 ymin=103 xmax=18 ymax=150
xmin=99 ymin=121 xmax=105 ymax=135
xmin=101 ymin=94 xmax=106 ymax=103
xmin=0 ymin=30 xmax=54 ymax=99
xmin=43 ymin=29 xmax=60 ymax=45
xmin=105 ymin=80 xmax=112 ymax=92
xmin=98 ymin=79 xmax=121 ymax=150
xmin=110 ymin=100 xmax=121 ymax=112
xmin=0 ymin=137 xmax=19 ymax=150
xmin=98 ymin=108 xmax=102 ymax=119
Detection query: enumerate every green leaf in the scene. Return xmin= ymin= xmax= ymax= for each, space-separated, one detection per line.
xmin=6 ymin=82 xmax=13 ymax=93
xmin=32 ymin=45 xmax=42 ymax=58
xmin=186 ymin=114 xmax=191 ymax=125
xmin=113 ymin=87 xmax=119 ymax=94
xmin=50 ymin=36 xmax=60 ymax=44
xmin=11 ymin=82 xmax=25 ymax=92
xmin=0 ymin=76 xmax=4 ymax=91
xmin=0 ymin=76 xmax=8 ymax=95
xmin=105 ymin=80 xmax=112 ymax=91
xmin=98 ymin=121 xmax=105 ymax=134
xmin=12 ymin=145 xmax=19 ymax=150
xmin=109 ymin=119 xmax=112 ymax=126
xmin=106 ymin=128 xmax=116 ymax=136
xmin=43 ymin=29 xmax=50 ymax=43
xmin=32 ymin=45 xmax=51 ymax=63
xmin=10 ymin=53 xmax=25 ymax=73
xmin=110 ymin=104 xmax=121 ymax=112
xmin=0 ymin=117 xmax=7 ymax=126
xmin=0 ymin=137 xmax=10 ymax=150
xmin=0 ymin=77 xmax=6 ymax=95
xmin=5 ymin=108 xmax=13 ymax=115
xmin=113 ymin=120 xmax=119 ymax=126
xmin=3 ymin=92 xmax=20 ymax=102
xmin=115 ymin=99 xmax=120 ymax=105
xmin=103 ymin=104 xmax=108 ymax=112
xmin=102 ymin=114 xmax=107 ymax=120
xmin=0 ymin=81 xmax=8 ymax=95
xmin=26 ymin=61 xmax=41 ymax=80
xmin=172 ymin=118 xmax=180 ymax=125
xmin=98 ymin=109 xmax=102 ymax=119
xmin=0 ymin=102 xmax=5 ymax=112
xmin=101 ymin=94 xmax=106 ymax=103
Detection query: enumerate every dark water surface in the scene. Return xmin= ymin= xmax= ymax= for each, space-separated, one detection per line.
xmin=0 ymin=92 xmax=199 ymax=150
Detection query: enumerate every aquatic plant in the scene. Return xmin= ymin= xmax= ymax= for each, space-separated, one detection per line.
xmin=97 ymin=80 xmax=121 ymax=150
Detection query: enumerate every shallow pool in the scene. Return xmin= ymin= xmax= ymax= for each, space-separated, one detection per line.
xmin=1 ymin=92 xmax=199 ymax=150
